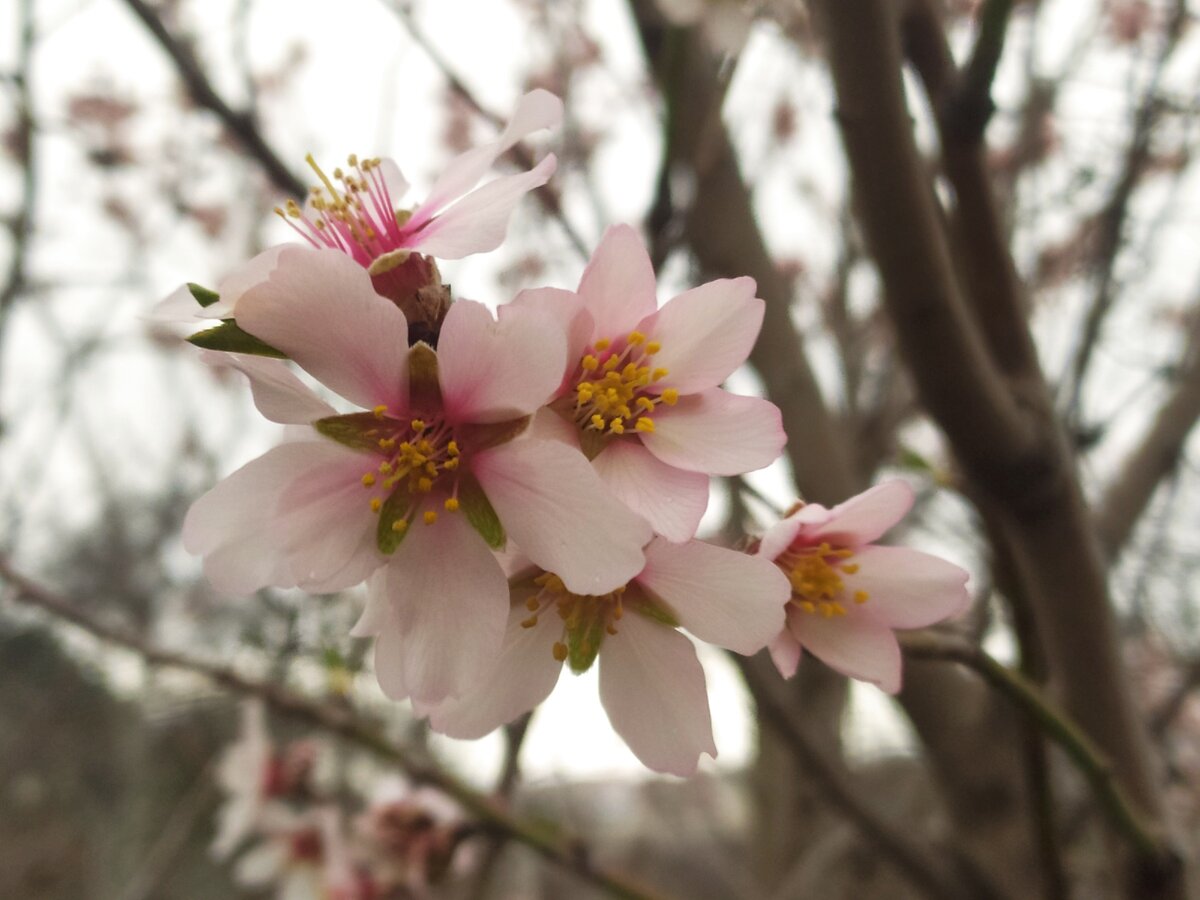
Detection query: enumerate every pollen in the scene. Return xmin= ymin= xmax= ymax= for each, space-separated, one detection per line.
xmin=627 ymin=331 xmax=646 ymax=345
xmin=373 ymin=405 xmax=388 ymax=419
xmin=444 ymin=497 xmax=460 ymax=511
xmin=594 ymin=338 xmax=611 ymax=351
xmin=778 ymin=541 xmax=866 ymax=617
xmin=361 ymin=473 xmax=377 ymax=487
xmin=571 ymin=332 xmax=677 ymax=441
xmin=634 ymin=417 xmax=655 ymax=433
xmin=417 ymin=477 xmax=433 ymax=493
xmin=552 ymin=642 xmax=568 ymax=661
xmin=391 ymin=519 xmax=408 ymax=533
xmin=582 ymin=355 xmax=599 ymax=372
xmin=645 ymin=341 xmax=661 ymax=354
xmin=370 ymin=498 xmax=383 ymax=513
xmin=423 ymin=510 xmax=438 ymax=525
xmin=661 ymin=388 xmax=679 ymax=405
xmin=411 ymin=419 xmax=426 ymax=431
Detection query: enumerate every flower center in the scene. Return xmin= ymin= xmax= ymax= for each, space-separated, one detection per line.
xmin=778 ymin=541 xmax=869 ymax=617
xmin=521 ymin=572 xmax=628 ymax=668
xmin=358 ymin=407 xmax=463 ymax=530
xmin=276 ymin=154 xmax=412 ymax=272
xmin=571 ymin=331 xmax=678 ymax=437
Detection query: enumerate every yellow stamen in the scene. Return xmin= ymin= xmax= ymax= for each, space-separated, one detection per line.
xmin=444 ymin=497 xmax=460 ymax=511
xmin=661 ymin=388 xmax=679 ymax=405
xmin=627 ymin=331 xmax=646 ymax=345
xmin=552 ymin=642 xmax=568 ymax=661
xmin=411 ymin=419 xmax=426 ymax=431
xmin=370 ymin=498 xmax=382 ymax=513
xmin=391 ymin=519 xmax=408 ymax=533
xmin=373 ymin=405 xmax=388 ymax=419
xmin=581 ymin=355 xmax=599 ymax=372
xmin=645 ymin=340 xmax=661 ymax=354
xmin=634 ymin=417 xmax=655 ymax=433
xmin=423 ymin=510 xmax=438 ymax=525
xmin=361 ymin=473 xmax=377 ymax=487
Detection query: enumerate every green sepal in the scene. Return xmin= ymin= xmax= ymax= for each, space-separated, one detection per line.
xmin=578 ymin=427 xmax=608 ymax=461
xmin=376 ymin=489 xmax=414 ymax=554
xmin=408 ymin=342 xmax=442 ymax=409
xmin=566 ymin=611 xmax=606 ymax=675
xmin=313 ymin=413 xmax=390 ymax=454
xmin=458 ymin=473 xmax=505 ymax=549
xmin=630 ymin=595 xmax=680 ymax=629
xmin=187 ymin=320 xmax=286 ymax=358
xmin=461 ymin=415 xmax=531 ymax=453
xmin=187 ymin=282 xmax=221 ymax=308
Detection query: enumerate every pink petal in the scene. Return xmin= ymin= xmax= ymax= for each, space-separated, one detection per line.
xmin=201 ymin=351 xmax=335 ymax=425
xmin=577 ymin=225 xmax=659 ymax=339
xmin=845 ymin=544 xmax=970 ymax=629
xmin=425 ymin=604 xmax=563 ymax=739
xmin=769 ymin=626 xmax=803 ymax=678
xmin=590 ymin=441 xmax=709 ymax=542
xmin=236 ymin=246 xmax=409 ymax=411
xmin=371 ymin=607 xmax=409 ymax=701
xmin=791 ymin=607 xmax=903 ymax=694
xmin=643 ymin=388 xmax=785 ymax=475
xmin=506 ymin=287 xmax=590 ymax=381
xmin=814 ymin=481 xmax=915 ymax=547
xmin=756 ymin=517 xmax=804 ymax=562
xmin=410 ymin=155 xmax=557 ymax=259
xmin=472 ymin=439 xmax=651 ymax=595
xmin=415 ymin=90 xmax=563 ymax=219
xmin=637 ymin=538 xmax=788 ymax=653
xmin=377 ymin=158 xmax=410 ymax=206
xmin=599 ymin=614 xmax=716 ymax=776
xmin=641 ymin=277 xmax=763 ymax=394
xmin=371 ymin=509 xmax=509 ymax=704
xmin=526 ymin=407 xmax=583 ymax=447
xmin=437 ymin=298 xmax=566 ymax=424
xmin=148 ymin=284 xmax=202 ymax=324
xmin=211 ymin=245 xmax=287 ymax=318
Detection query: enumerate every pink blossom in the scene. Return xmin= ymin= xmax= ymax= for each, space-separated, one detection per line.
xmin=511 ymin=224 xmax=786 ymax=541
xmin=422 ymin=537 xmax=788 ymax=776
xmin=757 ymin=481 xmax=970 ymax=693
xmin=184 ymin=246 xmax=651 ymax=704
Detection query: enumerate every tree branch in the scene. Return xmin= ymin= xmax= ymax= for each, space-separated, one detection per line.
xmin=0 ymin=556 xmax=668 ymax=900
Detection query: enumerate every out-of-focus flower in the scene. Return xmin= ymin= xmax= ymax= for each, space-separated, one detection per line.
xmin=758 ymin=481 xmax=970 ymax=693
xmin=184 ymin=247 xmax=651 ymax=703
xmin=356 ymin=777 xmax=466 ymax=892
xmin=512 ymin=224 xmax=785 ymax=541
xmin=233 ymin=806 xmax=363 ymax=900
xmin=423 ymin=538 xmax=788 ymax=776
xmin=656 ymin=0 xmax=755 ymax=54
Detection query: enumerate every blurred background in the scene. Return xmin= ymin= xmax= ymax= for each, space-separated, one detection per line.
xmin=2 ymin=0 xmax=1200 ymax=897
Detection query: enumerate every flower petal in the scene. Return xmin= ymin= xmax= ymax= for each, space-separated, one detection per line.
xmin=577 ymin=225 xmax=659 ymax=339
xmin=769 ymin=626 xmax=803 ymax=679
xmin=814 ymin=480 xmax=915 ymax=547
xmin=437 ymin=298 xmax=566 ymax=423
xmin=637 ymin=538 xmax=788 ymax=653
xmin=590 ymin=441 xmax=709 ymax=542
xmin=599 ymin=614 xmax=716 ymax=776
xmin=507 ymin=287 xmax=590 ymax=380
xmin=425 ymin=603 xmax=563 ymax=739
xmin=415 ymin=90 xmax=563 ymax=218
xmin=845 ymin=544 xmax=970 ymax=629
xmin=410 ymin=155 xmax=557 ymax=259
xmin=202 ymin=351 xmax=335 ymax=425
xmin=791 ymin=607 xmax=903 ymax=694
xmin=640 ymin=277 xmax=762 ymax=394
xmin=643 ymin=388 xmax=784 ymax=475
xmin=211 ymin=245 xmax=288 ymax=318
xmin=757 ymin=517 xmax=804 ymax=562
xmin=236 ymin=246 xmax=409 ymax=411
xmin=472 ymin=439 xmax=651 ymax=594
xmin=371 ymin=509 xmax=509 ymax=703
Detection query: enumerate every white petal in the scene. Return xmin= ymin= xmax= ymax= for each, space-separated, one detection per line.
xmin=637 ymin=538 xmax=788 ymax=654
xmin=214 ymin=245 xmax=287 ymax=318
xmin=845 ymin=544 xmax=970 ymax=629
xmin=577 ymin=225 xmax=660 ymax=339
xmin=201 ymin=351 xmax=335 ymax=425
xmin=643 ymin=388 xmax=785 ymax=476
xmin=815 ymin=481 xmax=915 ymax=547
xmin=472 ymin=439 xmax=651 ymax=595
xmin=426 ymin=603 xmax=563 ymax=738
xmin=236 ymin=246 xmax=409 ymax=411
xmin=769 ymin=626 xmax=803 ymax=679
xmin=591 ymin=440 xmax=709 ymax=542
xmin=599 ymin=614 xmax=716 ymax=776
xmin=792 ymin=607 xmax=903 ymax=694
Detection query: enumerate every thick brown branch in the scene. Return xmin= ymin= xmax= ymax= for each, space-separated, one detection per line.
xmin=0 ymin=557 xmax=667 ymax=900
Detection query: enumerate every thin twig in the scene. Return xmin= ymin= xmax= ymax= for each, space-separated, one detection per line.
xmin=0 ymin=556 xmax=668 ymax=900
xmin=899 ymin=631 xmax=1173 ymax=863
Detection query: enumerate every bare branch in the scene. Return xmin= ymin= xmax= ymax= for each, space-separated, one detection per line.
xmin=0 ymin=556 xmax=669 ymax=900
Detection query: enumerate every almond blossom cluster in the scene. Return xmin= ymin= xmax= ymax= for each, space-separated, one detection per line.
xmin=170 ymin=89 xmax=969 ymax=779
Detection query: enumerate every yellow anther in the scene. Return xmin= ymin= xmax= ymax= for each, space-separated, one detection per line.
xmin=373 ymin=405 xmax=388 ymax=419
xmin=801 ymin=601 xmax=816 ymax=613
xmin=552 ymin=642 xmax=569 ymax=661
xmin=411 ymin=419 xmax=426 ymax=431
xmin=521 ymin=616 xmax=539 ymax=629
xmin=652 ymin=368 xmax=670 ymax=382
xmin=424 ymin=462 xmax=438 ymax=476
xmin=590 ymin=414 xmax=606 ymax=430
xmin=603 ymin=355 xmax=620 ymax=371
xmin=423 ymin=510 xmax=438 ymax=525
xmin=581 ymin=355 xmax=599 ymax=372
xmin=842 ymin=564 xmax=859 ymax=575
xmin=370 ymin=498 xmax=383 ymax=513
xmin=444 ymin=458 xmax=459 ymax=470
xmin=378 ymin=437 xmax=396 ymax=450
xmin=645 ymin=341 xmax=661 ymax=354
xmin=417 ymin=477 xmax=433 ymax=493
xmin=348 ymin=153 xmax=358 ymax=167
xmin=361 ymin=473 xmax=377 ymax=487
xmin=447 ymin=441 xmax=460 ymax=457
xmin=636 ymin=396 xmax=656 ymax=412
xmin=444 ymin=497 xmax=460 ymax=512
xmin=628 ymin=331 xmax=646 ymax=345
xmin=379 ymin=461 xmax=393 ymax=474
xmin=525 ymin=596 xmax=540 ymax=611
xmin=854 ymin=590 xmax=870 ymax=604
xmin=391 ymin=519 xmax=408 ymax=533
xmin=594 ymin=338 xmax=611 ymax=351
xmin=635 ymin=417 xmax=655 ymax=433
xmin=661 ymin=387 xmax=679 ymax=405
xmin=609 ymin=420 xmax=625 ymax=435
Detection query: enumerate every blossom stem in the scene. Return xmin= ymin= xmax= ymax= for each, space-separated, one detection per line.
xmin=0 ymin=555 xmax=669 ymax=900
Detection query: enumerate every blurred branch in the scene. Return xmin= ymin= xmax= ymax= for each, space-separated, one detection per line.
xmin=0 ymin=556 xmax=668 ymax=900
xmin=946 ymin=0 xmax=1014 ymax=141
xmin=900 ymin=632 xmax=1171 ymax=863
xmin=118 ymin=0 xmax=305 ymax=197
xmin=734 ymin=654 xmax=983 ymax=900
xmin=379 ymin=0 xmax=589 ymax=257
xmin=466 ymin=710 xmax=534 ymax=900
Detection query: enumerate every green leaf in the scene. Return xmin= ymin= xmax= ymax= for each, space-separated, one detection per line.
xmin=187 ymin=282 xmax=220 ymax=308
xmin=457 ymin=473 xmax=505 ymax=549
xmin=566 ymin=610 xmax=606 ymax=675
xmin=187 ymin=320 xmax=286 ymax=358
xmin=897 ymin=445 xmax=933 ymax=474
xmin=376 ymin=489 xmax=414 ymax=554
xmin=408 ymin=342 xmax=442 ymax=409
xmin=314 ymin=412 xmax=390 ymax=454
